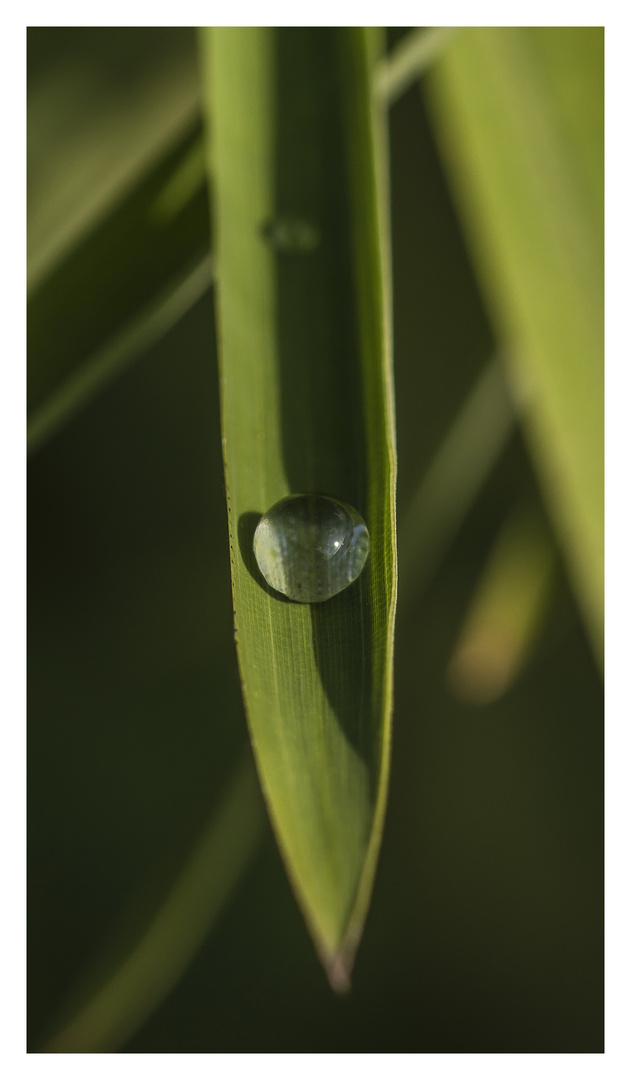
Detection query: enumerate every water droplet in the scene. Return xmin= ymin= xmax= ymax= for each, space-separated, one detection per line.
xmin=261 ymin=216 xmax=320 ymax=253
xmin=253 ymin=494 xmax=370 ymax=603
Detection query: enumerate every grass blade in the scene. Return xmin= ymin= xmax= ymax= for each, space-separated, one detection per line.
xmin=27 ymin=28 xmax=200 ymax=291
xmin=27 ymin=255 xmax=213 ymax=455
xmin=42 ymin=755 xmax=264 ymax=1054
xmin=199 ymin=27 xmax=396 ymax=987
xmin=375 ymin=27 xmax=458 ymax=104
xmin=426 ymin=28 xmax=603 ymax=664
xmin=398 ymin=356 xmax=515 ymax=605
xmin=28 ymin=120 xmax=209 ymax=429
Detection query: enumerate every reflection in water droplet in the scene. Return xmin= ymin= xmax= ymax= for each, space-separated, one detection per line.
xmin=253 ymin=494 xmax=370 ymax=603
xmin=261 ymin=216 xmax=320 ymax=253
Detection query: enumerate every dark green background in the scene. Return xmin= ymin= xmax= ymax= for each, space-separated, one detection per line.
xmin=28 ymin=28 xmax=603 ymax=1052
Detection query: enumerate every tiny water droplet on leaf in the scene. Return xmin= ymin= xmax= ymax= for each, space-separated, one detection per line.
xmin=261 ymin=216 xmax=320 ymax=253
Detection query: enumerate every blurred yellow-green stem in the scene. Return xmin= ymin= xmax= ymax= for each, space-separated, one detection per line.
xmin=448 ymin=501 xmax=557 ymax=705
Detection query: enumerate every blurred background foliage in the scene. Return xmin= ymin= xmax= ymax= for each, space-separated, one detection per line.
xmin=28 ymin=27 xmax=603 ymax=1052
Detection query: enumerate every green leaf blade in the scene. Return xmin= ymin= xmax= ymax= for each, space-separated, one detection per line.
xmin=200 ymin=26 xmax=396 ymax=982
xmin=427 ymin=27 xmax=603 ymax=663
xmin=28 ymin=119 xmax=210 ymax=427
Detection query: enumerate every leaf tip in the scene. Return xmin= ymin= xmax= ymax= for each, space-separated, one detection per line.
xmin=320 ymin=935 xmax=361 ymax=995
xmin=324 ymin=953 xmax=352 ymax=995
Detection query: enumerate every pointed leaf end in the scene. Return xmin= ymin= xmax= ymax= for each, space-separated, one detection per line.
xmin=319 ymin=932 xmax=362 ymax=995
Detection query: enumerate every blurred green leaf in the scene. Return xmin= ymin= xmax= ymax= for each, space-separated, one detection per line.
xmin=43 ymin=755 xmax=264 ymax=1054
xmin=398 ymin=356 xmax=515 ymax=606
xmin=199 ymin=27 xmax=397 ymax=987
xmin=27 ymin=254 xmax=213 ymax=455
xmin=28 ymin=115 xmax=210 ymax=429
xmin=427 ymin=27 xmax=603 ymax=665
xmin=375 ymin=26 xmax=458 ymax=103
xmin=27 ymin=27 xmax=200 ymax=290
